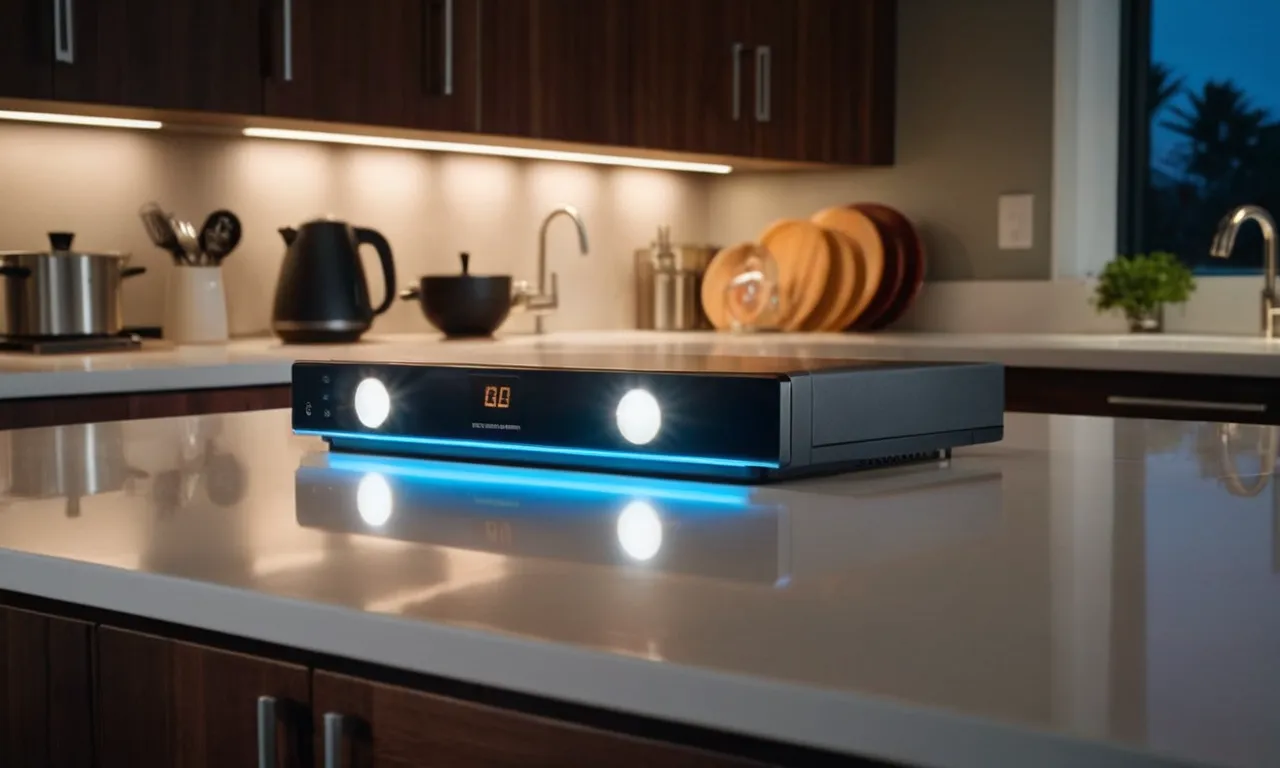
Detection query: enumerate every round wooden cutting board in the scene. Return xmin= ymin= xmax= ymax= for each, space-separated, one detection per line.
xmin=854 ymin=203 xmax=925 ymax=330
xmin=700 ymin=242 xmax=760 ymax=330
xmin=758 ymin=219 xmax=832 ymax=331
xmin=804 ymin=229 xmax=860 ymax=331
xmin=810 ymin=206 xmax=883 ymax=329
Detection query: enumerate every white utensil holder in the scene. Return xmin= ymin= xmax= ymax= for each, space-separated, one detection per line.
xmin=165 ymin=266 xmax=229 ymax=344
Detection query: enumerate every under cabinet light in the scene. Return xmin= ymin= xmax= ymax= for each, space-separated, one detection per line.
xmin=0 ymin=110 xmax=162 ymax=130
xmin=242 ymin=127 xmax=733 ymax=174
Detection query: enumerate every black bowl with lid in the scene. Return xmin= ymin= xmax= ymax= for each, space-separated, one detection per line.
xmin=400 ymin=252 xmax=513 ymax=338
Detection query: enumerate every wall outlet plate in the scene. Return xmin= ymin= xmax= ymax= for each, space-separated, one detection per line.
xmin=998 ymin=193 xmax=1034 ymax=250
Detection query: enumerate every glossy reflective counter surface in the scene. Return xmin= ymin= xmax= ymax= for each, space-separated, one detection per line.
xmin=0 ymin=411 xmax=1277 ymax=768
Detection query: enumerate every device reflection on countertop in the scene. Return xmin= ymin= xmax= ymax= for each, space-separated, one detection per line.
xmin=294 ymin=453 xmax=1004 ymax=587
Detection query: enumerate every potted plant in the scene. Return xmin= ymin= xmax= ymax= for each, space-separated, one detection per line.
xmin=1092 ymin=252 xmax=1195 ymax=332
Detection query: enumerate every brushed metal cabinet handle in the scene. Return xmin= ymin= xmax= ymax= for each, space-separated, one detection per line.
xmin=282 ymin=0 xmax=293 ymax=81
xmin=54 ymin=0 xmax=74 ymax=64
xmin=442 ymin=0 xmax=454 ymax=96
xmin=257 ymin=696 xmax=278 ymax=768
xmin=323 ymin=712 xmax=345 ymax=768
xmin=1105 ymin=395 xmax=1267 ymax=413
xmin=754 ymin=45 xmax=771 ymax=122
xmin=730 ymin=42 xmax=744 ymax=121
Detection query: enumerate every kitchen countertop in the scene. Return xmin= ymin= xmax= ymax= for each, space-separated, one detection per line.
xmin=4 ymin=330 xmax=1280 ymax=400
xmin=1 ymin=408 xmax=1278 ymax=767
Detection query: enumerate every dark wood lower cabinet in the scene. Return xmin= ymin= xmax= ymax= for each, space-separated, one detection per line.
xmin=96 ymin=627 xmax=311 ymax=768
xmin=0 ymin=607 xmax=94 ymax=768
xmin=313 ymin=670 xmax=766 ymax=767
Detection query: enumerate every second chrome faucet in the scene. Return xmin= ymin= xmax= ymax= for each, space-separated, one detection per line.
xmin=514 ymin=205 xmax=590 ymax=334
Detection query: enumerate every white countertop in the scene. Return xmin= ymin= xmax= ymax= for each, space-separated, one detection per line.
xmin=4 ymin=330 xmax=1280 ymax=400
xmin=1 ymin=409 xmax=1278 ymax=767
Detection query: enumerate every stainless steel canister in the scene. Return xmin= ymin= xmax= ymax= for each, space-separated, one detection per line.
xmin=634 ymin=244 xmax=715 ymax=330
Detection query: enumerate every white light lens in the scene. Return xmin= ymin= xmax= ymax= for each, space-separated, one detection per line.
xmin=356 ymin=472 xmax=394 ymax=526
xmin=0 ymin=109 xmax=162 ymax=130
xmin=354 ymin=378 xmax=391 ymax=428
xmin=615 ymin=389 xmax=661 ymax=445
xmin=616 ymin=500 xmax=663 ymax=561
xmin=242 ymin=127 xmax=732 ymax=174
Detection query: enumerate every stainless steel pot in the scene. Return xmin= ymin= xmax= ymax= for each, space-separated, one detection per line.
xmin=8 ymin=422 xmax=146 ymax=517
xmin=0 ymin=232 xmax=146 ymax=337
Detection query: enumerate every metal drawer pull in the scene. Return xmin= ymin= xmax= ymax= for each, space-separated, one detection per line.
xmin=754 ymin=45 xmax=771 ymax=122
xmin=323 ymin=712 xmax=345 ymax=768
xmin=257 ymin=696 xmax=277 ymax=768
xmin=442 ymin=0 xmax=454 ymax=96
xmin=1106 ymin=395 xmax=1267 ymax=413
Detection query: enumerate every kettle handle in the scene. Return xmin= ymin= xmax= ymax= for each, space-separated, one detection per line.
xmin=353 ymin=227 xmax=396 ymax=315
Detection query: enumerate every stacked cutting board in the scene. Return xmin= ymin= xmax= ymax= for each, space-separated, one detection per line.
xmin=702 ymin=203 xmax=925 ymax=332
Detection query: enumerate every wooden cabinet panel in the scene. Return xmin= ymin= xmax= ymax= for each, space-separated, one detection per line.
xmin=265 ymin=0 xmax=479 ymax=132
xmin=757 ymin=0 xmax=895 ymax=164
xmin=480 ymin=0 xmax=631 ymax=146
xmin=629 ymin=0 xmax=752 ymax=157
xmin=52 ymin=0 xmax=266 ymax=113
xmin=97 ymin=627 xmax=311 ymax=768
xmin=313 ymin=670 xmax=765 ymax=767
xmin=0 ymin=0 xmax=54 ymax=99
xmin=0 ymin=606 xmax=93 ymax=768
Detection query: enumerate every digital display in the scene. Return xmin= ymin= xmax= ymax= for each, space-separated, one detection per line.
xmin=470 ymin=375 xmax=523 ymax=432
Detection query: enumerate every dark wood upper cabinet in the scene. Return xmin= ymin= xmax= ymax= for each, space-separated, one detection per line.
xmin=264 ymin=0 xmax=480 ymax=132
xmin=313 ymin=670 xmax=767 ymax=767
xmin=0 ymin=0 xmax=55 ymax=100
xmin=751 ymin=0 xmax=896 ymax=165
xmin=52 ymin=0 xmax=266 ymax=114
xmin=629 ymin=0 xmax=753 ymax=158
xmin=0 ymin=607 xmax=94 ymax=768
xmin=96 ymin=627 xmax=311 ymax=768
xmin=479 ymin=0 xmax=632 ymax=146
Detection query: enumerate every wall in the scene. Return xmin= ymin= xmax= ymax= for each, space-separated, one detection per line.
xmin=0 ymin=122 xmax=709 ymax=336
xmin=707 ymin=0 xmax=1056 ymax=282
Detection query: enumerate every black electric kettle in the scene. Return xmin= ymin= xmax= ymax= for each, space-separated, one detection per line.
xmin=271 ymin=218 xmax=396 ymax=343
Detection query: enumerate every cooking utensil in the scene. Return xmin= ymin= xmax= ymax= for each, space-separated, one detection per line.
xmin=0 ymin=232 xmax=146 ymax=337
xmin=199 ymin=210 xmax=242 ymax=264
xmin=855 ymin=203 xmax=925 ymax=330
xmin=634 ymin=227 xmax=715 ymax=331
xmin=400 ymin=252 xmax=512 ymax=338
xmin=170 ymin=216 xmax=200 ymax=266
xmin=272 ymin=218 xmax=396 ymax=343
xmin=139 ymin=203 xmax=186 ymax=264
xmin=758 ymin=219 xmax=831 ymax=331
xmin=811 ymin=206 xmax=886 ymax=329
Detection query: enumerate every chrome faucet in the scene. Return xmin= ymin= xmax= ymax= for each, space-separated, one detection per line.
xmin=1211 ymin=204 xmax=1279 ymax=337
xmin=516 ymin=205 xmax=589 ymax=334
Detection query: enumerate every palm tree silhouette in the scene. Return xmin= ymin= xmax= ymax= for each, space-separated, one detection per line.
xmin=1162 ymin=79 xmax=1272 ymax=188
xmin=1148 ymin=61 xmax=1184 ymax=118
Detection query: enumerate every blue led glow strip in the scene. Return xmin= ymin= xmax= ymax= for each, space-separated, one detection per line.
xmin=295 ymin=429 xmax=780 ymax=470
xmin=324 ymin=453 xmax=754 ymax=506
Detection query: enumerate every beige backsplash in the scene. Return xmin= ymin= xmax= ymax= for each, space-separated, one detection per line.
xmin=0 ymin=122 xmax=710 ymax=337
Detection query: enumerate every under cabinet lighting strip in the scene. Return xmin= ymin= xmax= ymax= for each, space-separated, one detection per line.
xmin=0 ymin=110 xmax=162 ymax=130
xmin=243 ymin=127 xmax=733 ymax=174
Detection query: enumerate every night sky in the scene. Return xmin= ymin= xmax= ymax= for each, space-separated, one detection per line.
xmin=1150 ymin=0 xmax=1280 ymax=172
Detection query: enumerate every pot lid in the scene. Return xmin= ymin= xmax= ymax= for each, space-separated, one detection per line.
xmin=425 ymin=252 xmax=510 ymax=279
xmin=0 ymin=232 xmax=128 ymax=259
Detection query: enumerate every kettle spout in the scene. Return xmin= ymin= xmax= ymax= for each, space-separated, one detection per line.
xmin=278 ymin=227 xmax=298 ymax=247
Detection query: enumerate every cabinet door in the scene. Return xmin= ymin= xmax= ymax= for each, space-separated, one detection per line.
xmin=52 ymin=0 xmax=266 ymax=113
xmin=97 ymin=627 xmax=311 ymax=768
xmin=313 ymin=670 xmax=765 ymax=767
xmin=0 ymin=607 xmax=93 ymax=768
xmin=747 ymin=0 xmax=896 ymax=164
xmin=629 ymin=0 xmax=752 ymax=157
xmin=479 ymin=0 xmax=631 ymax=146
xmin=264 ymin=0 xmax=480 ymax=132
xmin=0 ymin=0 xmax=54 ymax=99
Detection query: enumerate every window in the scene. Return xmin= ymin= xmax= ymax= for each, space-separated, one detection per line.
xmin=1120 ymin=0 xmax=1279 ymax=272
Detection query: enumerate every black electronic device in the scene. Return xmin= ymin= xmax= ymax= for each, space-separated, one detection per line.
xmin=291 ymin=353 xmax=1004 ymax=481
